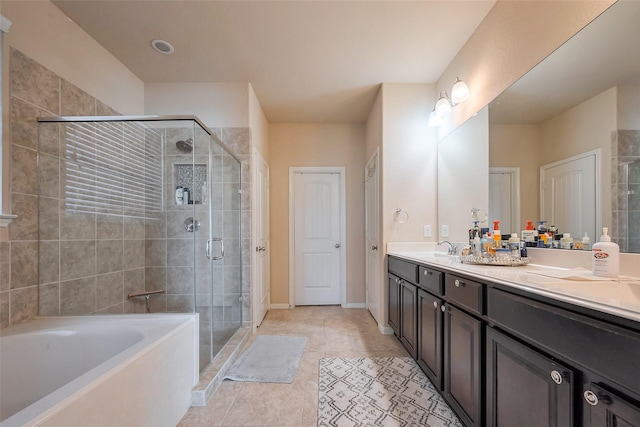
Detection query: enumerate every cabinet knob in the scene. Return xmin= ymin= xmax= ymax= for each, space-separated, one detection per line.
xmin=550 ymin=370 xmax=563 ymax=385
xmin=440 ymin=305 xmax=446 ymax=312
xmin=371 ymin=245 xmax=378 ymax=251
xmin=395 ymin=278 xmax=400 ymax=284
xmin=424 ymin=270 xmax=432 ymax=276
xmin=454 ymin=279 xmax=464 ymax=287
xmin=433 ymin=301 xmax=438 ymax=309
xmin=584 ymin=390 xmax=611 ymax=406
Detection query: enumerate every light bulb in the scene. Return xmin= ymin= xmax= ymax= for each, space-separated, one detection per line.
xmin=428 ymin=109 xmax=442 ymax=127
xmin=451 ymin=77 xmax=469 ymax=104
xmin=435 ymin=92 xmax=452 ymax=116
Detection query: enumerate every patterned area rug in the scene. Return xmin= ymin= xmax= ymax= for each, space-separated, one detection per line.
xmin=318 ymin=357 xmax=463 ymax=427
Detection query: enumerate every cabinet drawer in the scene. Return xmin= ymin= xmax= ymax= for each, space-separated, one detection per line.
xmin=418 ymin=266 xmax=443 ymax=295
xmin=445 ymin=274 xmax=484 ymax=315
xmin=488 ymin=287 xmax=640 ymax=396
xmin=389 ymin=257 xmax=417 ymax=283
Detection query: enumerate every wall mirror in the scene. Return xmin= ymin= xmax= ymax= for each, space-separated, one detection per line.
xmin=439 ymin=1 xmax=640 ymax=252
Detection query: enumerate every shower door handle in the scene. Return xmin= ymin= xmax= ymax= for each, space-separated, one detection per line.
xmin=212 ymin=237 xmax=224 ymax=260
xmin=206 ymin=239 xmax=211 ymax=260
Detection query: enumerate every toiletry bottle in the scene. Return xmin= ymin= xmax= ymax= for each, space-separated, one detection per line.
xmin=560 ymin=233 xmax=573 ymax=250
xmin=508 ymin=233 xmax=520 ymax=257
xmin=582 ymin=232 xmax=591 ymax=250
xmin=183 ymin=187 xmax=189 ymax=205
xmin=592 ymin=227 xmax=620 ymax=278
xmin=492 ymin=220 xmax=501 ymax=248
xmin=520 ymin=240 xmax=528 ymax=258
xmin=522 ymin=220 xmax=538 ymax=246
xmin=469 ymin=221 xmax=481 ymax=246
xmin=481 ymin=232 xmax=491 ymax=254
xmin=175 ymin=186 xmax=184 ymax=205
xmin=473 ymin=232 xmax=481 ymax=256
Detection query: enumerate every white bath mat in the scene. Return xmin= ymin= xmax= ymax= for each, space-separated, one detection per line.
xmin=223 ymin=335 xmax=307 ymax=383
xmin=318 ymin=357 xmax=463 ymax=427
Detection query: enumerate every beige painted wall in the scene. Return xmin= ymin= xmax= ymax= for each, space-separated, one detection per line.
xmin=1 ymin=0 xmax=145 ymax=218
xmin=269 ymin=123 xmax=366 ymax=305
xmin=145 ymin=82 xmax=249 ymax=128
xmin=436 ymin=0 xmax=614 ymax=139
xmin=540 ymin=86 xmax=616 ymax=230
xmin=617 ymin=85 xmax=640 ymax=129
xmin=381 ymin=83 xmax=438 ymax=243
xmin=489 ymin=123 xmax=540 ymax=230
xmin=249 ymin=84 xmax=269 ymax=162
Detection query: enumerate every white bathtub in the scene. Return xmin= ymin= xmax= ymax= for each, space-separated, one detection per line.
xmin=0 ymin=314 xmax=198 ymax=427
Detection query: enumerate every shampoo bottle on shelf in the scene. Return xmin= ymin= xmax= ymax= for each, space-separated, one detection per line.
xmin=582 ymin=232 xmax=591 ymax=251
xmin=592 ymin=227 xmax=619 ymax=278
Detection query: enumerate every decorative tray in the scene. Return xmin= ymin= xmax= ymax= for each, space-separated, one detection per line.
xmin=459 ymin=254 xmax=531 ymax=267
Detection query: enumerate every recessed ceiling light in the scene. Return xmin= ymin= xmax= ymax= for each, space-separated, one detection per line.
xmin=151 ymin=39 xmax=174 ymax=54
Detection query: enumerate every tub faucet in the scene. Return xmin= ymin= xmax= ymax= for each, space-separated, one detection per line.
xmin=437 ymin=240 xmax=458 ymax=255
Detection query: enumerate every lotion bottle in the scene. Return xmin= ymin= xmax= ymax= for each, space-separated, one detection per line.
xmin=521 ymin=220 xmax=538 ymax=245
xmin=492 ymin=220 xmax=501 ymax=248
xmin=592 ymin=227 xmax=619 ymax=278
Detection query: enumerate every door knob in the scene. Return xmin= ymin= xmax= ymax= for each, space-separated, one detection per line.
xmin=256 ymin=246 xmax=266 ymax=252
xmin=335 ymin=243 xmax=341 ymax=248
xmin=371 ymin=245 xmax=378 ymax=251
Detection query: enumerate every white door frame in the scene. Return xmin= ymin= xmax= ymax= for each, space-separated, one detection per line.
xmin=489 ymin=167 xmax=521 ymax=234
xmin=252 ymin=148 xmax=270 ymax=330
xmin=288 ymin=167 xmax=346 ymax=307
xmin=540 ymin=149 xmax=601 ymax=236
xmin=365 ymin=148 xmax=380 ymax=323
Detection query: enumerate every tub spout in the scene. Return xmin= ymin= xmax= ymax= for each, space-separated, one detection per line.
xmin=127 ymin=289 xmax=165 ymax=313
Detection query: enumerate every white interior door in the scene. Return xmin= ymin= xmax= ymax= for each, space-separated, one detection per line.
xmin=293 ymin=171 xmax=342 ymax=305
xmin=541 ymin=150 xmax=599 ymax=242
xmin=365 ymin=150 xmax=381 ymax=324
xmin=489 ymin=167 xmax=520 ymax=234
xmin=253 ymin=150 xmax=270 ymax=327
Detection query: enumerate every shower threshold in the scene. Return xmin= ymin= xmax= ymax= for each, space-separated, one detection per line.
xmin=191 ymin=326 xmax=251 ymax=406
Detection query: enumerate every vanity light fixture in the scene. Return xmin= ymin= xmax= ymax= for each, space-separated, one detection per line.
xmin=429 ymin=77 xmax=470 ymax=127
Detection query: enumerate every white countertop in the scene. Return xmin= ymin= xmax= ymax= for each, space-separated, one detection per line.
xmin=387 ymin=248 xmax=640 ymax=324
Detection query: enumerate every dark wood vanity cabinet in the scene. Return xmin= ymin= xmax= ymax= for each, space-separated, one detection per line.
xmin=388 ymin=257 xmax=418 ymax=358
xmin=417 ymin=288 xmax=443 ymax=389
xmin=583 ymin=382 xmax=640 ymax=427
xmin=444 ymin=303 xmax=483 ymax=427
xmin=399 ymin=279 xmax=418 ymax=359
xmin=387 ymin=255 xmax=640 ymax=427
xmin=388 ymin=274 xmax=400 ymax=336
xmin=486 ymin=326 xmax=574 ymax=427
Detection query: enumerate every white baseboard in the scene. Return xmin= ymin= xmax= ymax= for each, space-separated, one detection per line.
xmin=378 ymin=323 xmax=394 ymax=335
xmin=269 ymin=304 xmax=292 ymax=309
xmin=342 ymin=303 xmax=366 ymax=308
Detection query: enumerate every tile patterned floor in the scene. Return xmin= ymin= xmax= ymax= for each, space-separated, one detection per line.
xmin=178 ymin=306 xmax=409 ymax=427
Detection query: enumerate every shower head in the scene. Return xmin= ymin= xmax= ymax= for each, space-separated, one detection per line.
xmin=176 ymin=138 xmax=193 ymax=153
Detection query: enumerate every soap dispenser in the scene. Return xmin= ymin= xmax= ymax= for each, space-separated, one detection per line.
xmin=592 ymin=227 xmax=619 ymax=278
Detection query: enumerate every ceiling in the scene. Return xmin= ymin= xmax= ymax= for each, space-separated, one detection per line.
xmin=51 ymin=0 xmax=496 ymax=123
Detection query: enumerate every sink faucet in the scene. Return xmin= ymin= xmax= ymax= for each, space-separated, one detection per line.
xmin=437 ymin=240 xmax=458 ymax=255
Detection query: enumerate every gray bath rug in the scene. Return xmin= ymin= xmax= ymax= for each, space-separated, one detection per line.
xmin=224 ymin=335 xmax=307 ymax=383
xmin=318 ymin=357 xmax=463 ymax=427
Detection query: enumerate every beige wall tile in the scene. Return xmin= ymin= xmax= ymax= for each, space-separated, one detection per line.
xmin=60 ymin=240 xmax=96 ymax=281
xmin=61 ymin=79 xmax=96 ymax=116
xmin=39 ymin=197 xmax=60 ymax=241
xmin=38 ymin=154 xmax=60 ymax=198
xmin=60 ymin=277 xmax=96 ymax=315
xmin=10 ymin=48 xmax=59 ymax=115
xmin=10 ymin=193 xmax=38 ymax=241
xmin=0 ymin=243 xmax=10 ymax=292
xmin=38 ymin=283 xmax=60 ymax=316
xmin=97 ymin=271 xmax=124 ymax=310
xmin=10 ymin=286 xmax=38 ymax=324
xmin=11 ymin=97 xmax=47 ymax=151
xmin=10 ymin=241 xmax=38 ymax=289
xmin=0 ymin=291 xmax=9 ymax=328
xmin=123 ymin=239 xmax=145 ymax=269
xmin=96 ymin=240 xmax=123 ymax=274
xmin=39 ymin=241 xmax=60 ymax=285
xmin=11 ymin=145 xmax=38 ymax=195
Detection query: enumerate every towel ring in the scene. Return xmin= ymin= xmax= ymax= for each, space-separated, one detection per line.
xmin=393 ymin=208 xmax=409 ymax=223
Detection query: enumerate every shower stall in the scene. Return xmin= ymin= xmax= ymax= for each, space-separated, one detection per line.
xmin=37 ymin=116 xmax=243 ymax=372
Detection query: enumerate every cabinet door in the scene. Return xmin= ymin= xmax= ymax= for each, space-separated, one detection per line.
xmin=584 ymin=383 xmax=640 ymax=427
xmin=388 ymin=274 xmax=400 ymax=336
xmin=399 ymin=280 xmax=418 ymax=358
xmin=486 ymin=327 xmax=574 ymax=427
xmin=444 ymin=304 xmax=482 ymax=427
xmin=418 ymin=289 xmax=443 ymax=390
